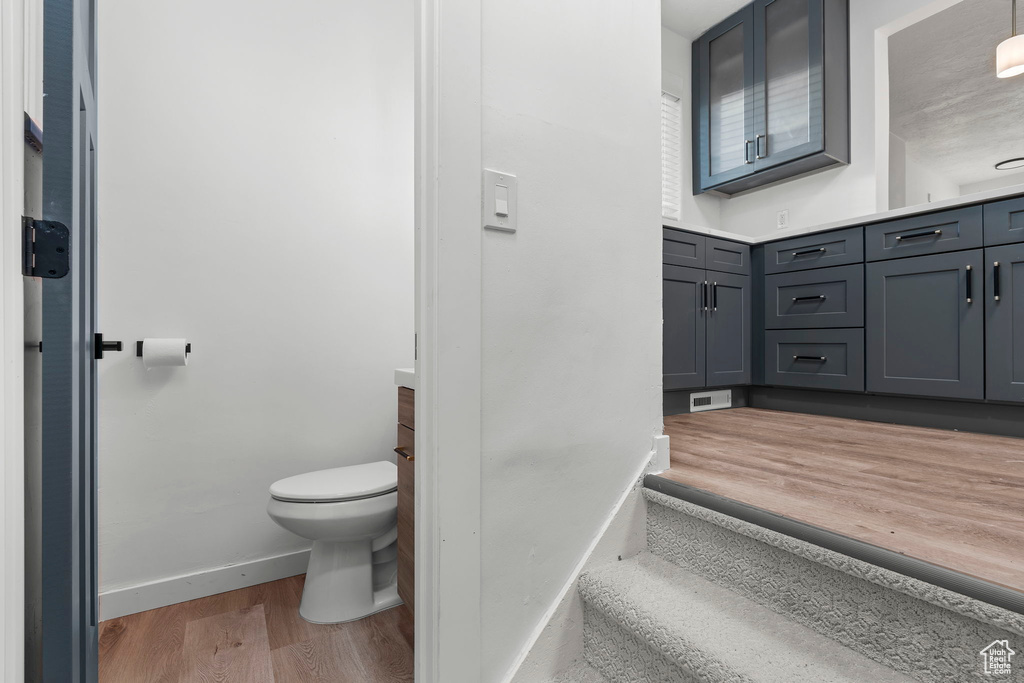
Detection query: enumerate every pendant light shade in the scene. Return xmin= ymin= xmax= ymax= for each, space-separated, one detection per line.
xmin=998 ymin=0 xmax=1024 ymax=78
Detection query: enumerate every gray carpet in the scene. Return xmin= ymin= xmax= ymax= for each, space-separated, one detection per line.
xmin=556 ymin=486 xmax=1024 ymax=682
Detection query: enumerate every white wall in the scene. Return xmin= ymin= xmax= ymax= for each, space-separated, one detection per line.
xmin=718 ymin=0 xmax=950 ymax=236
xmin=96 ymin=0 xmax=413 ymax=614
xmin=960 ymin=172 xmax=1024 ymax=197
xmin=904 ymin=149 xmax=959 ymax=208
xmin=662 ymin=26 xmax=721 ymax=232
xmin=478 ymin=1 xmax=663 ymax=681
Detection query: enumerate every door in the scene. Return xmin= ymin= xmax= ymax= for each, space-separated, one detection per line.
xmin=753 ymin=0 xmax=823 ymax=171
xmin=664 ymin=265 xmax=706 ymax=390
xmin=695 ymin=5 xmax=755 ymax=191
xmin=986 ymin=244 xmax=1024 ymax=402
xmin=866 ymin=251 xmax=984 ymax=400
xmin=706 ymin=272 xmax=751 ymax=387
xmin=42 ymin=0 xmax=100 ymax=680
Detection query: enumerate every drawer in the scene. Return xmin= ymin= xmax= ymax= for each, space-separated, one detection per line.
xmin=764 ymin=265 xmax=864 ymax=329
xmin=764 ymin=329 xmax=865 ymax=392
xmin=398 ymin=386 xmax=414 ymax=430
xmin=663 ymin=228 xmax=705 ymax=268
xmin=764 ymin=227 xmax=863 ymax=274
xmin=984 ymin=196 xmax=1024 ymax=247
xmin=396 ymin=424 xmax=414 ymax=461
xmin=865 ymin=206 xmax=982 ymax=261
xmin=706 ymin=237 xmax=751 ymax=275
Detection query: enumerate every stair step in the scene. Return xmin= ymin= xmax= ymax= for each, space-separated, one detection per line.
xmin=643 ymin=487 xmax=1024 ymax=682
xmin=578 ymin=552 xmax=913 ymax=683
xmin=550 ymin=660 xmax=609 ymax=683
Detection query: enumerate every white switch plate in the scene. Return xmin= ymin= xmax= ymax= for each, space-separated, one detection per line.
xmin=484 ymin=169 xmax=517 ymax=232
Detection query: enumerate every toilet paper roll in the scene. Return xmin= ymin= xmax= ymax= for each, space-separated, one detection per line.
xmin=141 ymin=338 xmax=189 ymax=369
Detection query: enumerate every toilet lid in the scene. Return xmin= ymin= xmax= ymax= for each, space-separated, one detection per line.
xmin=270 ymin=461 xmax=397 ymax=503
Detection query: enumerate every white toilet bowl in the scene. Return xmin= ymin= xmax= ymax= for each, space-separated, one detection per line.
xmin=267 ymin=461 xmax=402 ymax=623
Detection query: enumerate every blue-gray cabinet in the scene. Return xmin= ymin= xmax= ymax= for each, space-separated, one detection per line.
xmin=764 ymin=264 xmax=863 ymax=329
xmin=986 ymin=243 xmax=1024 ymax=402
xmin=692 ymin=0 xmax=849 ymax=196
xmin=664 ymin=231 xmax=752 ymax=390
xmin=763 ymin=226 xmax=863 ymax=274
xmin=664 ymin=265 xmax=707 ymax=390
xmin=865 ymin=250 xmax=985 ymax=400
xmin=764 ymin=328 xmax=864 ymax=392
xmin=983 ymin=197 xmax=1024 ymax=247
xmin=864 ymin=207 xmax=983 ymax=261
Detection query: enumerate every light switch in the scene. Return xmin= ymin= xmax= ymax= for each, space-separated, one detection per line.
xmin=495 ymin=185 xmax=509 ymax=216
xmin=484 ymin=169 xmax=517 ymax=232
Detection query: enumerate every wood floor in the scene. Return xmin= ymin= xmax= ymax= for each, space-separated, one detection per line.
xmin=99 ymin=575 xmax=413 ymax=683
xmin=661 ymin=408 xmax=1024 ymax=593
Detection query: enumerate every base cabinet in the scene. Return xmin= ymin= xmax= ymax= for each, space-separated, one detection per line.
xmin=986 ymin=244 xmax=1024 ymax=402
xmin=866 ymin=251 xmax=984 ymax=400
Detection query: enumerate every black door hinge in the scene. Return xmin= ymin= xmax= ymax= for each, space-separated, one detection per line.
xmin=22 ymin=217 xmax=70 ymax=278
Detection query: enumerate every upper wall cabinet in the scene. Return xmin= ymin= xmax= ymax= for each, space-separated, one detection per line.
xmin=692 ymin=0 xmax=849 ymax=196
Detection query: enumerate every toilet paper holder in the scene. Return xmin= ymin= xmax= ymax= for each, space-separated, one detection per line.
xmin=136 ymin=340 xmax=192 ymax=357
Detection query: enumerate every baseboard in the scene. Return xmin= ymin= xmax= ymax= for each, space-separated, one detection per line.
xmin=99 ymin=548 xmax=311 ymax=621
xmin=500 ymin=449 xmax=653 ymax=683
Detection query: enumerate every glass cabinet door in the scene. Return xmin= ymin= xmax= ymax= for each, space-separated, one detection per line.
xmin=754 ymin=0 xmax=824 ymax=170
xmin=697 ymin=6 xmax=755 ymax=190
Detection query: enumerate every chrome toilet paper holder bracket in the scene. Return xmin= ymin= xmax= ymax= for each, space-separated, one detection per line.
xmin=136 ymin=340 xmax=192 ymax=357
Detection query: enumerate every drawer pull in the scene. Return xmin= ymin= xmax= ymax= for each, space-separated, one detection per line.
xmin=394 ymin=447 xmax=414 ymax=461
xmin=792 ymin=294 xmax=826 ymax=303
xmin=793 ymin=355 xmax=827 ymax=362
xmin=712 ymin=282 xmax=718 ymax=312
xmin=895 ymin=229 xmax=941 ymax=241
xmin=994 ymin=261 xmax=1001 ymax=301
xmin=792 ymin=247 xmax=826 ymax=257
xmin=966 ymin=264 xmax=973 ymax=304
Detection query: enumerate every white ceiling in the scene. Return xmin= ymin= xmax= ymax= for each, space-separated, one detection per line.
xmin=661 ymin=0 xmax=750 ymax=40
xmin=889 ymin=0 xmax=1024 ymax=187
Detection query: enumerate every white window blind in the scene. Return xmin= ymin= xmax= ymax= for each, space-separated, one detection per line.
xmin=661 ymin=91 xmax=683 ymax=222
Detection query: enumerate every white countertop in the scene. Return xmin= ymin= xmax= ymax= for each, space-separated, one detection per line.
xmin=679 ymin=183 xmax=1024 ymax=245
xmin=394 ymin=368 xmax=415 ymax=389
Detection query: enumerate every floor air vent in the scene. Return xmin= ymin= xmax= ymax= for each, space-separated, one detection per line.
xmin=689 ymin=390 xmax=732 ymax=413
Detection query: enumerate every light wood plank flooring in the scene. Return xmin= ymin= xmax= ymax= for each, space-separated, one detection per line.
xmin=660 ymin=408 xmax=1024 ymax=593
xmin=99 ymin=575 xmax=413 ymax=683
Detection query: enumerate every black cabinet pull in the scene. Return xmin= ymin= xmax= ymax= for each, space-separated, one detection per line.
xmin=994 ymin=261 xmax=1001 ymax=301
xmin=713 ymin=282 xmax=718 ymax=311
xmin=895 ymin=229 xmax=941 ymax=241
xmin=966 ymin=264 xmax=973 ymax=304
xmin=793 ymin=355 xmax=827 ymax=362
xmin=792 ymin=247 xmax=826 ymax=257
xmin=792 ymin=294 xmax=826 ymax=303
xmin=701 ymin=281 xmax=708 ymax=312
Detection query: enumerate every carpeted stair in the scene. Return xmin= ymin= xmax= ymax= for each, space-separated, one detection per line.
xmin=567 ymin=487 xmax=1024 ymax=683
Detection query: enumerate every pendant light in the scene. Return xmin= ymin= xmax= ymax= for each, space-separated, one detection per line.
xmin=997 ymin=0 xmax=1024 ymax=78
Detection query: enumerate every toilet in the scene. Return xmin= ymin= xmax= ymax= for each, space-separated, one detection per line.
xmin=267 ymin=460 xmax=402 ymax=623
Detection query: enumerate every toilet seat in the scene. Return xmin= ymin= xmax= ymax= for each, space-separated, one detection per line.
xmin=270 ymin=461 xmax=397 ymax=503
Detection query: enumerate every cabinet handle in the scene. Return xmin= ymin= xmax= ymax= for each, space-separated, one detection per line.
xmin=994 ymin=261 xmax=1001 ymax=301
xmin=895 ymin=229 xmax=941 ymax=241
xmin=701 ymin=281 xmax=708 ymax=312
xmin=966 ymin=264 xmax=973 ymax=304
xmin=744 ymin=140 xmax=753 ymax=164
xmin=792 ymin=247 xmax=826 ymax=257
xmin=713 ymin=282 xmax=718 ymax=312
xmin=755 ymin=134 xmax=767 ymax=160
xmin=792 ymin=294 xmax=826 ymax=303
xmin=394 ymin=447 xmax=414 ymax=461
xmin=793 ymin=355 xmax=827 ymax=362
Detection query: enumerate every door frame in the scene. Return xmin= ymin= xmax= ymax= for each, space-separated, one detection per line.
xmin=414 ymin=0 xmax=483 ymax=681
xmin=0 ymin=0 xmax=29 ymax=677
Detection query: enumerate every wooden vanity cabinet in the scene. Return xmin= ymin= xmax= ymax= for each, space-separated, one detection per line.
xmin=396 ymin=386 xmax=414 ymax=614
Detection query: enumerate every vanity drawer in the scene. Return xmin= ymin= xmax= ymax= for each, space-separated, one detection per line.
xmin=764 ymin=227 xmax=863 ymax=274
xmin=398 ymin=387 xmax=414 ymax=430
xmin=663 ymin=228 xmax=705 ymax=268
xmin=706 ymin=237 xmax=750 ymax=275
xmin=865 ymin=206 xmax=982 ymax=261
xmin=396 ymin=424 xmax=414 ymax=461
xmin=764 ymin=329 xmax=864 ymax=392
xmin=984 ymin=196 xmax=1024 ymax=246
xmin=764 ymin=265 xmax=864 ymax=329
